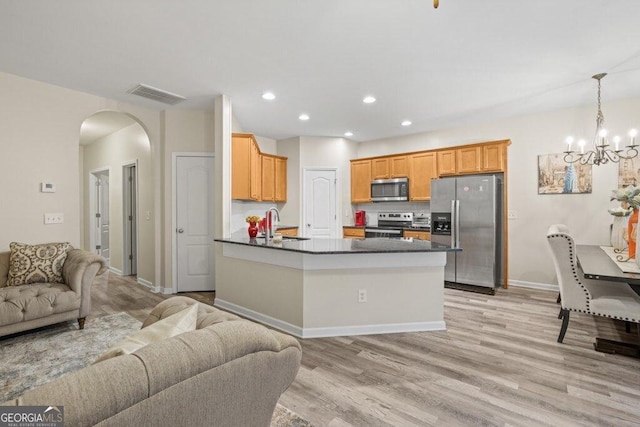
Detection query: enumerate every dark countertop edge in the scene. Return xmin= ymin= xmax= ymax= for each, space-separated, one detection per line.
xmin=342 ymin=225 xmax=431 ymax=232
xmin=214 ymin=238 xmax=459 ymax=255
xmin=276 ymin=225 xmax=298 ymax=230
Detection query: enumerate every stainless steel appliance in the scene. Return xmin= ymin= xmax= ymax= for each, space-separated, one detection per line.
xmin=431 ymin=174 xmax=503 ymax=292
xmin=411 ymin=212 xmax=431 ymax=229
xmin=365 ymin=212 xmax=413 ymax=238
xmin=371 ymin=178 xmax=409 ymax=202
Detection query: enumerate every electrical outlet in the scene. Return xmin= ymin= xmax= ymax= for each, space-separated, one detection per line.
xmin=358 ymin=289 xmax=367 ymax=303
xmin=508 ymin=210 xmax=518 ymax=220
xmin=44 ymin=213 xmax=64 ymax=224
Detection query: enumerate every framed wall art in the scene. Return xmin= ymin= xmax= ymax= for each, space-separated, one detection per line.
xmin=538 ymin=153 xmax=592 ymax=194
xmin=618 ymin=157 xmax=640 ymax=188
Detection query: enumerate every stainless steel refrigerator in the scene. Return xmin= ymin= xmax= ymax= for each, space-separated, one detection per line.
xmin=431 ymin=174 xmax=503 ymax=291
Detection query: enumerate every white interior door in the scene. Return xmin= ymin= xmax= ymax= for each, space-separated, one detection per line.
xmin=303 ymin=169 xmax=337 ymax=238
xmin=91 ymin=170 xmax=110 ymax=265
xmin=123 ymin=164 xmax=137 ymax=276
xmin=176 ymin=156 xmax=215 ymax=292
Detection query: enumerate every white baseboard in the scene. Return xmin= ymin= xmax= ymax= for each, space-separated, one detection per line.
xmin=136 ymin=277 xmax=173 ymax=294
xmin=509 ymin=280 xmax=558 ymax=292
xmin=109 ymin=266 xmax=123 ymax=276
xmin=214 ymin=299 xmax=446 ymax=339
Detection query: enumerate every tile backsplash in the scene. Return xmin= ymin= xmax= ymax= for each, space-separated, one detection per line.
xmin=353 ymin=201 xmax=430 ymax=226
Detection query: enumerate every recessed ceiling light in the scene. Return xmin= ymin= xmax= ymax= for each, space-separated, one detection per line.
xmin=363 ymin=96 xmax=376 ymax=104
xmin=401 ymin=120 xmax=412 ymax=126
xmin=299 ymin=114 xmax=310 ymax=121
xmin=344 ymin=131 xmax=354 ymax=137
xmin=262 ymin=92 xmax=276 ymax=101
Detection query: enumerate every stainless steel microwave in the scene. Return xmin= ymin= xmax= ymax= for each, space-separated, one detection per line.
xmin=371 ymin=178 xmax=409 ymax=202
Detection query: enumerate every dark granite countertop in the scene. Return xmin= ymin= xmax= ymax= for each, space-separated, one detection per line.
xmin=215 ymin=235 xmax=458 ymax=255
xmin=275 ymin=225 xmax=298 ymax=230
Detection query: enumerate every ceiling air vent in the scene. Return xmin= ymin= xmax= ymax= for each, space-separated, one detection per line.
xmin=127 ymin=84 xmax=186 ymax=105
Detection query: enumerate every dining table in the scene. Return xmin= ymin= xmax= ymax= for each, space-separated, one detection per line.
xmin=575 ymin=244 xmax=640 ymax=358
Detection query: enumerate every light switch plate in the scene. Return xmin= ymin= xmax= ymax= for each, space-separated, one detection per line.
xmin=44 ymin=213 xmax=64 ymax=224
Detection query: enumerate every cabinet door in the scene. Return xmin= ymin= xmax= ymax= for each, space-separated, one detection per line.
xmin=390 ymin=156 xmax=409 ymax=178
xmin=437 ymin=150 xmax=456 ymax=176
xmin=351 ymin=160 xmax=372 ymax=203
xmin=275 ymin=157 xmax=287 ymax=202
xmin=250 ymin=141 xmax=262 ymax=200
xmin=403 ymin=230 xmax=430 ymax=240
xmin=261 ymin=155 xmax=275 ymax=201
xmin=232 ymin=135 xmax=251 ymax=200
xmin=457 ymin=146 xmax=482 ymax=174
xmin=482 ymin=144 xmax=505 ymax=172
xmin=371 ymin=158 xmax=390 ymax=180
xmin=409 ymin=152 xmax=437 ymax=201
xmin=343 ymin=227 xmax=365 ymax=238
xmin=278 ymin=227 xmax=297 ymax=236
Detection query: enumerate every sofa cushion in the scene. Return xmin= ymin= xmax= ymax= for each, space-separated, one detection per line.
xmin=94 ymin=303 xmax=199 ymax=363
xmin=7 ymin=242 xmax=71 ymax=286
xmin=0 ymin=283 xmax=80 ymax=326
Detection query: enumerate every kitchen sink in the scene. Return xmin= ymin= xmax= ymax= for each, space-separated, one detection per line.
xmin=256 ymin=235 xmax=310 ymax=242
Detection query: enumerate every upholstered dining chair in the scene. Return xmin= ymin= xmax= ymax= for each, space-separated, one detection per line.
xmin=546 ymin=224 xmax=640 ymax=343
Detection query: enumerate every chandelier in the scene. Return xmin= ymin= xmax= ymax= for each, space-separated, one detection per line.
xmin=563 ymin=73 xmax=638 ymax=166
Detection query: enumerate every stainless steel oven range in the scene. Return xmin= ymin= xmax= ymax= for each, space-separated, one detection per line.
xmin=365 ymin=212 xmax=413 ymax=238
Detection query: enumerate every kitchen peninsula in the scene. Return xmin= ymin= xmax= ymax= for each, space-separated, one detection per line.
xmin=214 ymin=236 xmax=459 ymax=338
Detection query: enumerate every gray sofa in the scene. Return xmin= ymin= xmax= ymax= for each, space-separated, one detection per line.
xmin=2 ymin=296 xmax=302 ymax=427
xmin=0 ymin=248 xmax=107 ymax=337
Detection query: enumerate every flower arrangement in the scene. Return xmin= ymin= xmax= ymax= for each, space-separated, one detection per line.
xmin=611 ymin=185 xmax=640 ymax=210
xmin=245 ymin=215 xmax=261 ymax=223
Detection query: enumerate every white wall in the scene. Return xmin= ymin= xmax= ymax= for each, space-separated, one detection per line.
xmin=0 ymin=72 xmax=161 ymax=263
xmin=160 ymin=110 xmax=215 ymax=287
xmin=299 ymin=136 xmax=359 ymax=232
xmin=357 ymin=96 xmax=640 ymax=286
xmin=81 ymin=123 xmax=154 ymax=282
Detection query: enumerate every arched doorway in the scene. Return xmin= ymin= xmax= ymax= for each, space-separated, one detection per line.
xmin=79 ymin=111 xmax=152 ymax=280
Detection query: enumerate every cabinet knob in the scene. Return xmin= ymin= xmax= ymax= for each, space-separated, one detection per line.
xmin=307 ymin=223 xmax=311 ymax=227
xmin=177 ymin=228 xmax=184 ymax=234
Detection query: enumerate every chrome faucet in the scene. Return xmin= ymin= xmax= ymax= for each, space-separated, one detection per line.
xmin=265 ymin=207 xmax=280 ymax=243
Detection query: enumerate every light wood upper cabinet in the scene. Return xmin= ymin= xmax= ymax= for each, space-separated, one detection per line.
xmin=390 ymin=155 xmax=409 ymax=178
xmin=371 ymin=156 xmax=408 ymax=179
xmin=437 ymin=150 xmax=457 ymax=176
xmin=409 ymin=152 xmax=437 ymax=201
xmin=482 ymin=143 xmax=505 ymax=172
xmin=350 ymin=140 xmax=509 ymax=203
xmin=371 ymin=158 xmax=390 ymax=180
xmin=457 ymin=146 xmax=482 ymax=174
xmin=351 ymin=159 xmax=372 ymax=203
xmin=250 ymin=140 xmax=262 ymax=200
xmin=232 ymin=133 xmax=262 ymax=201
xmin=233 ymin=133 xmax=286 ymax=202
xmin=261 ymin=155 xmax=287 ymax=202
xmin=275 ymin=157 xmax=287 ymax=202
xmin=261 ymin=155 xmax=275 ymax=201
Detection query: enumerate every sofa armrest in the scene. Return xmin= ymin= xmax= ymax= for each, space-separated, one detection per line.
xmin=62 ymin=249 xmax=107 ymax=317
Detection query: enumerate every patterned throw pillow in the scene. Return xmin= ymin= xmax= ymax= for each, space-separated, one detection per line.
xmin=7 ymin=242 xmax=72 ymax=286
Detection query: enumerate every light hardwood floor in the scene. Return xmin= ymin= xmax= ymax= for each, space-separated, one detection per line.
xmin=93 ymin=275 xmax=640 ymax=427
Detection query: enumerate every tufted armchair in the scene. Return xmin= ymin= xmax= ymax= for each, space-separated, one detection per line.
xmin=546 ymin=224 xmax=640 ymax=343
xmin=0 ymin=248 xmax=107 ymax=338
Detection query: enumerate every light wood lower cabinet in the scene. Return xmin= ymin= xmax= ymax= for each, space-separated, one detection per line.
xmin=403 ymin=230 xmax=431 ymax=240
xmin=277 ymin=227 xmax=298 ymax=236
xmin=343 ymin=227 xmax=365 ymax=238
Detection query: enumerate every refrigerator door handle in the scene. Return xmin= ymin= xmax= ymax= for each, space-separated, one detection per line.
xmin=450 ymin=200 xmax=456 ymax=248
xmin=454 ymin=200 xmax=460 ymax=248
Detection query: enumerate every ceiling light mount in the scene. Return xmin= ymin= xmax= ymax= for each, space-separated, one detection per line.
xmin=564 ymin=73 xmax=638 ymax=166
